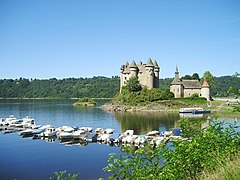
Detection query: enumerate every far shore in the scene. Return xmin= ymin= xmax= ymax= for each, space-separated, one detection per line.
xmin=0 ymin=97 xmax=113 ymax=100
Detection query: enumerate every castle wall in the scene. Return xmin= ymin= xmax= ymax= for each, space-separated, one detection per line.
xmin=170 ymin=85 xmax=183 ymax=98
xmin=183 ymin=88 xmax=201 ymax=97
xmin=120 ymin=60 xmax=159 ymax=92
xmin=201 ymin=87 xmax=210 ymax=101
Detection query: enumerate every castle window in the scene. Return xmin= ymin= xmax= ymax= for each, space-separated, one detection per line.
xmin=177 ymin=88 xmax=179 ymax=92
xmin=125 ymin=77 xmax=127 ymax=80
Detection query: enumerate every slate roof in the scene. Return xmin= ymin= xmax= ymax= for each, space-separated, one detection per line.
xmin=182 ymin=80 xmax=201 ymax=89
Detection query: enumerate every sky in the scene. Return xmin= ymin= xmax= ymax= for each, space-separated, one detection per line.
xmin=0 ymin=0 xmax=240 ymax=79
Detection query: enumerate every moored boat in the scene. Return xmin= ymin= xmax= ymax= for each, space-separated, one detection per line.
xmin=179 ymin=107 xmax=211 ymax=114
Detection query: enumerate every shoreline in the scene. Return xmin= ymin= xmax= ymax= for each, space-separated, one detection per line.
xmin=0 ymin=97 xmax=113 ymax=100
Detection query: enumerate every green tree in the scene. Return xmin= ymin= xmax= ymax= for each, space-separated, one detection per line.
xmin=125 ymin=77 xmax=142 ymax=93
xmin=202 ymin=71 xmax=214 ymax=87
xmin=181 ymin=75 xmax=192 ymax=80
xmin=192 ymin=73 xmax=200 ymax=81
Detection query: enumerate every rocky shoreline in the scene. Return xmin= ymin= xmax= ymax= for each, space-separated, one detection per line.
xmin=101 ymin=103 xmax=178 ymax=112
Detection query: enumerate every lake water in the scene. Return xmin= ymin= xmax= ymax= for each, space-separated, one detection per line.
xmin=0 ymin=99 xmax=239 ymax=180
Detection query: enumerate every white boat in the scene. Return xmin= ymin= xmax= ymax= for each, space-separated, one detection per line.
xmin=115 ymin=130 xmax=134 ymax=143
xmin=147 ymin=130 xmax=160 ymax=137
xmin=134 ymin=135 xmax=147 ymax=145
xmin=40 ymin=127 xmax=57 ymax=137
xmin=10 ymin=117 xmax=35 ymax=128
xmin=97 ymin=133 xmax=111 ymax=142
xmin=57 ymin=127 xmax=75 ymax=139
xmin=161 ymin=131 xmax=173 ymax=137
xmin=179 ymin=107 xmax=203 ymax=113
xmin=95 ymin=128 xmax=104 ymax=134
xmin=104 ymin=128 xmax=114 ymax=134
xmin=122 ymin=135 xmax=138 ymax=144
xmin=39 ymin=124 xmax=52 ymax=130
xmin=150 ymin=136 xmax=165 ymax=146
xmin=2 ymin=115 xmax=17 ymax=126
xmin=20 ymin=128 xmax=45 ymax=136
xmin=72 ymin=129 xmax=88 ymax=139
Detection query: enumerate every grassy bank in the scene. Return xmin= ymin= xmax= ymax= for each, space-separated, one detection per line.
xmin=199 ymin=155 xmax=240 ymax=180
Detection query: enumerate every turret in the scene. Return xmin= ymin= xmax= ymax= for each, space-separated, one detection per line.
xmin=120 ymin=61 xmax=130 ymax=92
xmin=170 ymin=65 xmax=183 ymax=98
xmin=129 ymin=60 xmax=138 ymax=77
xmin=153 ymin=59 xmax=160 ymax=88
xmin=201 ymin=80 xmax=210 ymax=101
xmin=145 ymin=58 xmax=154 ymax=89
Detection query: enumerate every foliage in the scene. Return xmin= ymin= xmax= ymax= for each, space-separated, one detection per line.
xmin=125 ymin=77 xmax=142 ymax=92
xmin=176 ymin=96 xmax=207 ymax=105
xmin=211 ymin=75 xmax=240 ymax=97
xmin=233 ymin=102 xmax=240 ymax=112
xmin=199 ymin=155 xmax=240 ymax=180
xmin=74 ymin=98 xmax=97 ymax=106
xmin=201 ymin=71 xmax=214 ymax=87
xmin=114 ymin=87 xmax=174 ymax=106
xmin=0 ymin=76 xmax=119 ymax=99
xmin=104 ymin=119 xmax=240 ymax=179
xmin=181 ymin=73 xmax=200 ymax=81
xmin=0 ymin=74 xmax=239 ymax=99
xmin=50 ymin=170 xmax=79 ymax=180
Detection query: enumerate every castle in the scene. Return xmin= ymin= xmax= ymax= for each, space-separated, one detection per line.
xmin=120 ymin=58 xmax=160 ymax=92
xmin=170 ymin=66 xmax=210 ymax=101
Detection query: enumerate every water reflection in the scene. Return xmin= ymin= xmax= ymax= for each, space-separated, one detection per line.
xmin=113 ymin=111 xmax=178 ymax=134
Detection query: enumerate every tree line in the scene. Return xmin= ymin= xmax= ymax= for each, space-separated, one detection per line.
xmin=0 ymin=74 xmax=239 ymax=98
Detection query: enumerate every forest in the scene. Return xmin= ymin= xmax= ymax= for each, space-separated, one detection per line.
xmin=0 ymin=75 xmax=239 ymax=99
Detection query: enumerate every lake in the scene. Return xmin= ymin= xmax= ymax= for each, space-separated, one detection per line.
xmin=0 ymin=99 xmax=239 ymax=180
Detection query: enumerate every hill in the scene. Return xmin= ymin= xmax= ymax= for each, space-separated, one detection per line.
xmin=0 ymin=75 xmax=239 ymax=99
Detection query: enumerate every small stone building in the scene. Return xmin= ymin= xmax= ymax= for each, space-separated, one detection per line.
xmin=170 ymin=66 xmax=210 ymax=101
xmin=120 ymin=58 xmax=160 ymax=92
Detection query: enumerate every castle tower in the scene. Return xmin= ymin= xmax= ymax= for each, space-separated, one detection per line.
xmin=153 ymin=59 xmax=160 ymax=88
xmin=129 ymin=60 xmax=138 ymax=78
xmin=201 ymin=80 xmax=210 ymax=101
xmin=145 ymin=58 xmax=154 ymax=89
xmin=120 ymin=58 xmax=160 ymax=92
xmin=120 ymin=61 xmax=130 ymax=92
xmin=170 ymin=65 xmax=183 ymax=98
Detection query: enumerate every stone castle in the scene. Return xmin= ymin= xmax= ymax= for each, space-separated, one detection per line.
xmin=120 ymin=59 xmax=210 ymax=101
xmin=120 ymin=58 xmax=160 ymax=92
xmin=170 ymin=66 xmax=210 ymax=101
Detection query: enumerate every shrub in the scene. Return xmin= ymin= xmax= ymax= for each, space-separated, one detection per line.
xmin=104 ymin=119 xmax=240 ymax=179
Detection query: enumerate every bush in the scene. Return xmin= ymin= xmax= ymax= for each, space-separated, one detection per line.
xmin=104 ymin=119 xmax=240 ymax=179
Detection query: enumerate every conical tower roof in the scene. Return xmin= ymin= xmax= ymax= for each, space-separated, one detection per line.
xmin=202 ymin=80 xmax=209 ymax=88
xmin=129 ymin=60 xmax=137 ymax=68
xmin=146 ymin=58 xmax=154 ymax=67
xmin=153 ymin=59 xmax=159 ymax=67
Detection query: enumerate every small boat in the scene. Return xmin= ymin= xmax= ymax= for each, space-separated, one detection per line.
xmin=20 ymin=129 xmax=45 ymax=136
xmin=179 ymin=107 xmax=203 ymax=113
xmin=57 ymin=127 xmax=75 ymax=139
xmin=150 ymin=136 xmax=165 ymax=146
xmin=146 ymin=130 xmax=160 ymax=137
xmin=95 ymin=128 xmax=104 ymax=134
xmin=192 ymin=109 xmax=211 ymax=114
xmin=134 ymin=135 xmax=147 ymax=145
xmin=104 ymin=128 xmax=114 ymax=134
xmin=72 ymin=129 xmax=88 ymax=139
xmin=179 ymin=107 xmax=211 ymax=114
xmin=40 ymin=127 xmax=57 ymax=137
xmin=161 ymin=131 xmax=172 ymax=137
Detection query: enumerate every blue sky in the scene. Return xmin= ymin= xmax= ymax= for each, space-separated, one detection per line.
xmin=0 ymin=0 xmax=239 ymax=79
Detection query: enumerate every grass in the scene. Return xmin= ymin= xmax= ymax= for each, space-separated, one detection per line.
xmin=198 ymin=155 xmax=240 ymax=180
xmin=210 ymin=100 xmax=240 ymax=117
